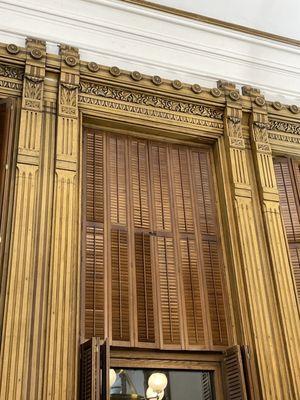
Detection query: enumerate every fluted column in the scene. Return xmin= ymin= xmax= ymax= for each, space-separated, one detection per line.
xmin=44 ymin=45 xmax=80 ymax=399
xmin=0 ymin=38 xmax=46 ymax=400
xmin=247 ymin=86 xmax=300 ymax=398
xmin=220 ymin=81 xmax=296 ymax=399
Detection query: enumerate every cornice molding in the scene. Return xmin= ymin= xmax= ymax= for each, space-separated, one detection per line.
xmin=0 ymin=0 xmax=299 ymax=104
xmin=119 ymin=0 xmax=300 ymax=48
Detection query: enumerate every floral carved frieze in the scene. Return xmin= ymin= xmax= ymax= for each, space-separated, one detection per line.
xmin=79 ymin=95 xmax=223 ymax=130
xmin=268 ymin=119 xmax=300 ymax=136
xmin=79 ymin=81 xmax=223 ymax=121
xmin=0 ymin=63 xmax=24 ymax=92
xmin=0 ymin=63 xmax=24 ymax=80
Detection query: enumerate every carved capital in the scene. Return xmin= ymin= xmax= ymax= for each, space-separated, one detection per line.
xmin=22 ymin=38 xmax=46 ymax=111
xmin=58 ymin=44 xmax=80 ymax=117
xmin=225 ymin=106 xmax=244 ymax=149
xmin=253 ymin=121 xmax=269 ymax=143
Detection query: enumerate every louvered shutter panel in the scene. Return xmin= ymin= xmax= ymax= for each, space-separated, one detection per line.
xmin=80 ymin=338 xmax=110 ymax=400
xmin=274 ymin=158 xmax=300 ymax=302
xmin=109 ymin=135 xmax=131 ymax=344
xmin=83 ymin=129 xmax=230 ymax=350
xmin=80 ymin=338 xmax=98 ymax=400
xmin=171 ymin=146 xmax=206 ymax=347
xmin=191 ymin=149 xmax=228 ymax=347
xmin=130 ymin=139 xmax=155 ymax=344
xmin=223 ymin=346 xmax=247 ymax=400
xmin=84 ymin=130 xmax=105 ymax=339
xmin=150 ymin=143 xmax=182 ymax=347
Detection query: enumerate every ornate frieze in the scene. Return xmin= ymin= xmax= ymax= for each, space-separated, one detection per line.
xmin=0 ymin=63 xmax=24 ymax=93
xmin=78 ymin=95 xmax=223 ymax=130
xmin=0 ymin=63 xmax=23 ymax=80
xmin=268 ymin=119 xmax=300 ymax=135
xmin=79 ymin=80 xmax=223 ymax=120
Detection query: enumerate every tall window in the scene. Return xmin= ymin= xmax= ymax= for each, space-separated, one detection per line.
xmin=82 ymin=128 xmax=229 ymax=350
xmin=274 ymin=157 xmax=300 ymax=303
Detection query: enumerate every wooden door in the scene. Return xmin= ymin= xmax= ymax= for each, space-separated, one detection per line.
xmin=82 ymin=128 xmax=230 ymax=351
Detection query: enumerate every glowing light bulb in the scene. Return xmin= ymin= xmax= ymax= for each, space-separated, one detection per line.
xmin=148 ymin=373 xmax=168 ymax=393
xmin=109 ymin=369 xmax=116 ymax=387
xmin=146 ymin=386 xmax=157 ymax=399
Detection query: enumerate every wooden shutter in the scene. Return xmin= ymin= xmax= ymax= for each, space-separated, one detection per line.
xmin=80 ymin=338 xmax=110 ymax=400
xmin=84 ymin=130 xmax=105 ymax=339
xmin=191 ymin=149 xmax=228 ymax=347
xmin=83 ymin=129 xmax=229 ymax=350
xmin=170 ymin=146 xmax=206 ymax=347
xmin=223 ymin=346 xmax=247 ymax=400
xmin=274 ymin=157 xmax=300 ymax=302
xmin=130 ymin=139 xmax=155 ymax=344
xmin=109 ymin=135 xmax=131 ymax=344
xmin=150 ymin=143 xmax=182 ymax=347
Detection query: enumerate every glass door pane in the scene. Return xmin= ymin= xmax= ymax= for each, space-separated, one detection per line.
xmin=110 ymin=368 xmax=215 ymax=399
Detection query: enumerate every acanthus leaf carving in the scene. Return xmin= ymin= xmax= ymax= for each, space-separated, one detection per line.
xmin=227 ymin=116 xmax=242 ymax=138
xmin=253 ymin=121 xmax=268 ymax=143
xmin=0 ymin=63 xmax=24 ymax=80
xmin=79 ymin=81 xmax=223 ymax=120
xmin=23 ymin=75 xmax=43 ymax=109
xmin=78 ymin=95 xmax=223 ymax=130
xmin=268 ymin=119 xmax=300 ymax=136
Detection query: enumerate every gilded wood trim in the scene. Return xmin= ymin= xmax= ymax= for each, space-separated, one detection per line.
xmin=0 ymin=38 xmax=46 ymax=400
xmin=249 ymin=100 xmax=300 ymax=398
xmin=43 ymin=44 xmax=80 ymax=399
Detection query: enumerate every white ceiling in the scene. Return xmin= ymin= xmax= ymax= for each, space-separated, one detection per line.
xmin=148 ymin=0 xmax=300 ymax=41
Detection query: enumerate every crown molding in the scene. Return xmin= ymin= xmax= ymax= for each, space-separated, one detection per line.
xmin=119 ymin=0 xmax=300 ymax=48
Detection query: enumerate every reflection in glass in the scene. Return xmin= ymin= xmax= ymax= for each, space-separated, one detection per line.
xmin=110 ymin=368 xmax=215 ymax=399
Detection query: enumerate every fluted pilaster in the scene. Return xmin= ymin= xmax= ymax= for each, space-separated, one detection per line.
xmin=0 ymin=38 xmax=46 ymax=400
xmin=44 ymin=45 xmax=80 ymax=399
